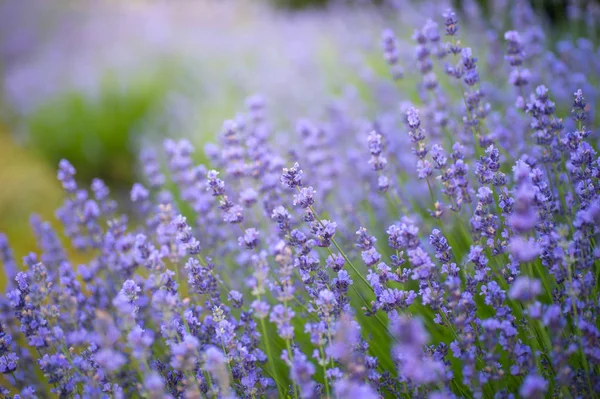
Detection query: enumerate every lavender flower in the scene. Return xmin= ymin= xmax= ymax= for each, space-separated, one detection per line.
xmin=239 ymin=228 xmax=260 ymax=250
xmin=443 ymin=10 xmax=459 ymax=37
xmin=311 ymin=220 xmax=336 ymax=247
xmin=391 ymin=315 xmax=446 ymax=385
xmin=281 ymin=163 xmax=303 ymax=189
xmin=287 ymin=348 xmax=315 ymax=399
xmin=57 ymin=159 xmax=77 ymax=193
xmin=508 ymin=277 xmax=541 ymax=302
xmin=381 ymin=29 xmax=403 ymax=79
xmin=1 ymin=5 xmax=598 ymax=398
xmin=293 ymin=187 xmax=316 ymax=209
xmin=519 ymin=374 xmax=548 ymax=398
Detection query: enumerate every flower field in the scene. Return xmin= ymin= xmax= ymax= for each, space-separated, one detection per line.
xmin=1 ymin=1 xmax=599 ymax=398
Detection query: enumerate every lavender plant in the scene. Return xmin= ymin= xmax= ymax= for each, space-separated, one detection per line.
xmin=1 ymin=2 xmax=599 ymax=398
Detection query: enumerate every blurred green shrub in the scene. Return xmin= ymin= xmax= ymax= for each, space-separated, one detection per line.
xmin=24 ymin=65 xmax=179 ymax=189
xmin=269 ymin=0 xmax=328 ymax=9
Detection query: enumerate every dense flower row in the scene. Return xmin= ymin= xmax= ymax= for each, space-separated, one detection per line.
xmin=1 ymin=2 xmax=599 ymax=398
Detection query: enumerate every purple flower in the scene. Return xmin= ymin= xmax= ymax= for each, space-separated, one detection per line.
xmin=3 ymin=9 xmax=599 ymax=398
xmin=406 ymin=107 xmax=421 ymax=131
xmin=461 ymin=48 xmax=480 ymax=86
xmin=240 ymin=188 xmax=258 ymax=207
xmin=239 ymin=228 xmax=260 ymax=250
xmin=571 ymin=89 xmax=587 ymax=122
xmin=316 ymin=289 xmax=337 ymax=316
xmin=381 ymin=29 xmax=400 ymax=65
xmin=143 ymin=372 xmax=167 ymax=397
xmin=519 ymin=374 xmax=548 ymax=399
xmin=288 ymin=348 xmax=315 ymax=399
xmin=170 ymin=335 xmax=199 ymax=371
xmin=387 ymin=222 xmax=420 ymax=250
xmin=408 ymin=247 xmax=435 ymax=280
xmin=207 ymin=170 xmax=226 ymax=196
xmin=0 ymin=234 xmax=18 ymax=291
xmin=228 ymin=290 xmax=244 ymax=308
xmin=140 ymin=147 xmax=165 ymax=188
xmin=443 ymin=9 xmax=459 ymax=36
xmin=246 ymin=94 xmax=266 ymax=122
xmin=375 ymin=288 xmax=415 ymax=312
xmin=57 ymin=159 xmax=77 ymax=193
xmin=251 ymin=300 xmax=270 ymax=319
xmin=417 ymin=159 xmax=432 ymax=179
xmin=377 ymin=175 xmax=389 ymax=191
xmin=327 ymin=313 xmax=361 ymax=363
xmin=271 ymin=206 xmax=291 ymax=231
xmin=293 ymin=187 xmax=316 ymax=209
xmin=95 ymin=348 xmax=126 ymax=373
xmin=391 ymin=315 xmax=446 ymax=385
xmin=504 ymin=31 xmax=525 ymax=67
xmin=223 ymin=204 xmax=244 ymax=224
xmin=0 ymin=352 xmax=18 ymax=374
xmin=311 ymin=220 xmax=336 ymax=247
xmin=367 ymin=131 xmax=388 ymax=172
xmin=508 ymin=277 xmax=541 ymax=301
xmin=431 ymin=144 xmax=448 ymax=169
xmin=509 ymin=237 xmax=541 ymax=262
xmin=127 ymin=326 xmax=153 ymax=360
xmin=509 ymin=161 xmax=538 ymax=234
xmin=423 ymin=19 xmax=440 ymax=43
xmin=130 ymin=183 xmax=149 ymax=203
xmin=333 ymin=379 xmax=378 ymax=399
xmin=355 ymin=227 xmax=377 ymax=250
xmin=270 ymin=305 xmax=295 ymax=340
xmin=281 ymin=162 xmax=303 ymax=188
xmin=203 ymin=346 xmax=232 ymax=395
xmin=326 ymin=253 xmax=345 ymax=272
xmin=361 ymin=247 xmax=381 ymax=266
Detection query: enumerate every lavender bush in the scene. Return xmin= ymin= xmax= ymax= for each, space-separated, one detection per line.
xmin=1 ymin=1 xmax=599 ymax=398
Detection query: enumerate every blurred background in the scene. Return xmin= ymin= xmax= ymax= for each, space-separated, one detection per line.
xmin=0 ymin=0 xmax=598 ymax=259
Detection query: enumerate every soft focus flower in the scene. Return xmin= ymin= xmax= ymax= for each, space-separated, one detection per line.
xmin=0 ymin=3 xmax=598 ymax=398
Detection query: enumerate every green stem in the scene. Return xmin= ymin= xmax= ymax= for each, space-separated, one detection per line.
xmin=285 ymin=339 xmax=300 ymax=399
xmin=259 ymin=317 xmax=284 ymax=399
xmin=319 ymin=346 xmax=331 ymax=399
xmin=565 ymin=257 xmax=594 ymax=395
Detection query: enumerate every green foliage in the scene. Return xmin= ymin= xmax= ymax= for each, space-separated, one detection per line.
xmin=270 ymin=0 xmax=329 ymax=10
xmin=25 ymin=65 xmax=179 ymax=188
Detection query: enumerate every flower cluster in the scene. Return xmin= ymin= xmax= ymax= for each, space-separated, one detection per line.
xmin=1 ymin=2 xmax=599 ymax=398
